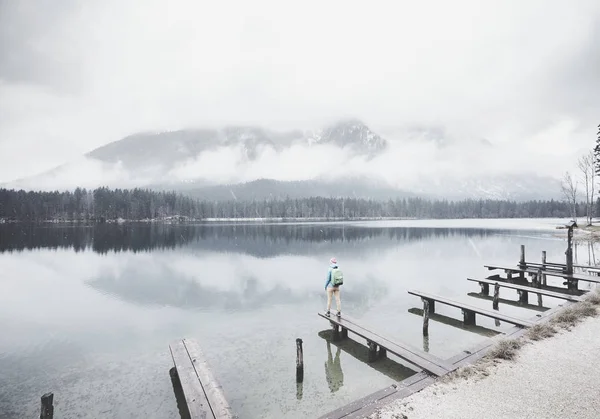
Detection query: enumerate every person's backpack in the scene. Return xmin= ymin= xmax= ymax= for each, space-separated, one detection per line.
xmin=331 ymin=267 xmax=344 ymax=286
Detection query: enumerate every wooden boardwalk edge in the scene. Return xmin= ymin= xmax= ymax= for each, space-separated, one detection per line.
xmin=318 ymin=300 xmax=577 ymax=419
xmin=169 ymin=338 xmax=234 ymax=419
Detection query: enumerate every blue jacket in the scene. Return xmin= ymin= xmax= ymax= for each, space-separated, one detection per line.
xmin=325 ymin=263 xmax=339 ymax=289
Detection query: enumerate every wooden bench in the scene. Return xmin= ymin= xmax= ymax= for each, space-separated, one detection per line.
xmin=317 ymin=312 xmax=453 ymax=377
xmin=467 ymin=277 xmax=582 ymax=303
xmin=407 ymin=290 xmax=536 ymax=328
xmin=485 ymin=264 xmax=600 ymax=290
xmin=169 ymin=338 xmax=234 ymax=419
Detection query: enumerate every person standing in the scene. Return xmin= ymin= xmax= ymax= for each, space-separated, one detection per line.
xmin=325 ymin=257 xmax=343 ymax=317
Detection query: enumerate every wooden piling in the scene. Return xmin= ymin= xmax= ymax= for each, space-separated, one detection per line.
xmin=367 ymin=341 xmax=377 ymax=363
xmin=40 ymin=393 xmax=54 ymax=419
xmin=493 ymin=282 xmax=500 ymax=310
xmin=541 ymin=251 xmax=548 ymax=285
xmin=296 ymin=338 xmax=304 ymax=383
xmin=422 ymin=299 xmax=430 ymax=336
xmin=519 ymin=245 xmax=526 ymax=268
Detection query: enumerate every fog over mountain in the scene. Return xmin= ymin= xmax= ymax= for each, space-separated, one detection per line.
xmin=1 ymin=0 xmax=599 ymax=201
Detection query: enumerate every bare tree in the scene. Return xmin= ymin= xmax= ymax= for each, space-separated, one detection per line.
xmin=561 ymin=171 xmax=578 ymax=221
xmin=578 ymin=151 xmax=595 ymax=225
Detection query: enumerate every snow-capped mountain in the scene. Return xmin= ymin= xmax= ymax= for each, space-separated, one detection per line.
xmin=85 ymin=119 xmax=385 ymax=172
xmin=306 ymin=118 xmax=387 ymax=156
xmin=3 ymin=118 xmax=563 ymax=202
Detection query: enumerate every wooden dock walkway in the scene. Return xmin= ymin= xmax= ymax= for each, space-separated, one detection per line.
xmin=467 ymin=277 xmax=583 ymax=302
xmin=169 ymin=338 xmax=234 ymax=419
xmin=317 ymin=312 xmax=453 ymax=377
xmin=407 ymin=290 xmax=536 ymax=327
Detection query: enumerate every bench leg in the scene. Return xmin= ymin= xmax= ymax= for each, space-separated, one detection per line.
xmin=341 ymin=327 xmax=348 ymax=340
xmin=367 ymin=341 xmax=378 ymax=363
xmin=463 ymin=309 xmax=476 ymax=325
xmin=422 ymin=298 xmax=435 ymax=314
xmin=480 ymin=282 xmax=490 ymax=295
xmin=518 ymin=290 xmax=529 ymax=304
xmin=332 ymin=323 xmax=341 ymax=341
xmin=378 ymin=347 xmax=387 ymax=359
xmin=566 ymin=279 xmax=578 ymax=291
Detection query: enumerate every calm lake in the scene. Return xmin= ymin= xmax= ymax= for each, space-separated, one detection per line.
xmin=0 ymin=218 xmax=591 ymax=419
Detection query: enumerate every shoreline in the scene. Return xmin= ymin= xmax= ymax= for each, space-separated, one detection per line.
xmin=367 ymin=289 xmax=600 ymax=419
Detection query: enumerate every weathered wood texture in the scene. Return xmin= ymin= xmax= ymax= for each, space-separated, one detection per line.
xmin=485 ymin=264 xmax=600 ymax=284
xmin=169 ymin=338 xmax=234 ymax=419
xmin=467 ymin=292 xmax=548 ymax=312
xmin=467 ymin=278 xmax=582 ymax=302
xmin=317 ymin=313 xmax=452 ymax=376
xmin=422 ymin=299 xmax=430 ymax=336
xmin=40 ymin=393 xmax=54 ymax=419
xmin=408 ymin=307 xmax=501 ymax=336
xmin=318 ymin=372 xmax=435 ymax=419
xmin=296 ymin=338 xmax=304 ymax=383
xmin=407 ymin=290 xmax=535 ymax=327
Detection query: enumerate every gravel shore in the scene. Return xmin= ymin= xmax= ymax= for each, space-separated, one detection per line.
xmin=370 ymin=315 xmax=600 ymax=419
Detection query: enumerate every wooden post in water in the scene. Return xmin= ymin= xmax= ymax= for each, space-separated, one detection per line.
xmin=40 ymin=393 xmax=54 ymax=419
xmin=566 ymin=222 xmax=575 ymax=275
xmin=519 ymin=245 xmax=526 ymax=268
xmin=422 ymin=299 xmax=430 ymax=336
xmin=541 ymin=252 xmax=547 ymax=286
xmin=296 ymin=338 xmax=304 ymax=383
xmin=493 ymin=282 xmax=500 ymax=310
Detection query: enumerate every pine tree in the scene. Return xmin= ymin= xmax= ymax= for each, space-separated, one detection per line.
xmin=594 ymin=123 xmax=600 ymax=174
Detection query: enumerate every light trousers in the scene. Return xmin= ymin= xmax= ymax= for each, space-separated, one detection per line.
xmin=327 ymin=286 xmax=341 ymax=311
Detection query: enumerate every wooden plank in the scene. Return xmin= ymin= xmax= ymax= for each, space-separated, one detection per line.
xmin=169 ymin=340 xmax=213 ymax=419
xmin=483 ymin=275 xmax=587 ymax=296
xmin=317 ymin=313 xmax=452 ymax=377
xmin=408 ymin=307 xmax=502 ymax=336
xmin=328 ymin=314 xmax=454 ymax=376
xmin=467 ymin=292 xmax=549 ymax=312
xmin=318 ymin=372 xmax=432 ymax=419
xmin=182 ymin=339 xmax=234 ymax=419
xmin=467 ymin=278 xmax=582 ymax=302
xmin=407 ymin=290 xmax=536 ymax=327
xmin=317 ymin=330 xmax=417 ymax=382
xmin=485 ymin=264 xmax=600 ymax=284
xmin=317 ymin=384 xmax=399 ymax=419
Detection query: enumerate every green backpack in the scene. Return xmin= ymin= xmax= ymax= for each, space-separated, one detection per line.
xmin=331 ymin=268 xmax=344 ymax=286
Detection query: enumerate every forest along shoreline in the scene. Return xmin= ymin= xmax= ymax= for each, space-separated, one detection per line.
xmin=0 ymin=186 xmax=592 ymax=223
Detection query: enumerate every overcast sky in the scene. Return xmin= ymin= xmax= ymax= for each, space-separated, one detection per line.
xmin=1 ymin=0 xmax=599 ymax=184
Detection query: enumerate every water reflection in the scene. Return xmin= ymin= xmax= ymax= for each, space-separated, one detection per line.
xmin=325 ymin=342 xmax=344 ymax=393
xmin=0 ymin=223 xmax=504 ymax=256
xmin=317 ymin=330 xmax=415 ymax=383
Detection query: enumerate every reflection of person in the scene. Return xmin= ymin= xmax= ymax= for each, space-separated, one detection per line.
xmin=325 ymin=342 xmax=344 ymax=393
xmin=325 ymin=257 xmax=342 ymax=317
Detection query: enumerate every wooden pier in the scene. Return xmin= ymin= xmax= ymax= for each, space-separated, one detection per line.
xmin=168 ymin=338 xmax=234 ymax=419
xmin=317 ymin=312 xmax=453 ymax=377
xmin=319 ymin=228 xmax=598 ymax=418
xmin=407 ymin=290 xmax=536 ymax=327
xmin=466 ymin=277 xmax=582 ymax=303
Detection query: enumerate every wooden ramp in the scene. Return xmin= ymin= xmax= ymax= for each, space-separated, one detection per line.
xmin=407 ymin=290 xmax=536 ymax=328
xmin=317 ymin=312 xmax=453 ymax=377
xmin=467 ymin=277 xmax=582 ymax=302
xmin=169 ymin=338 xmax=234 ymax=419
